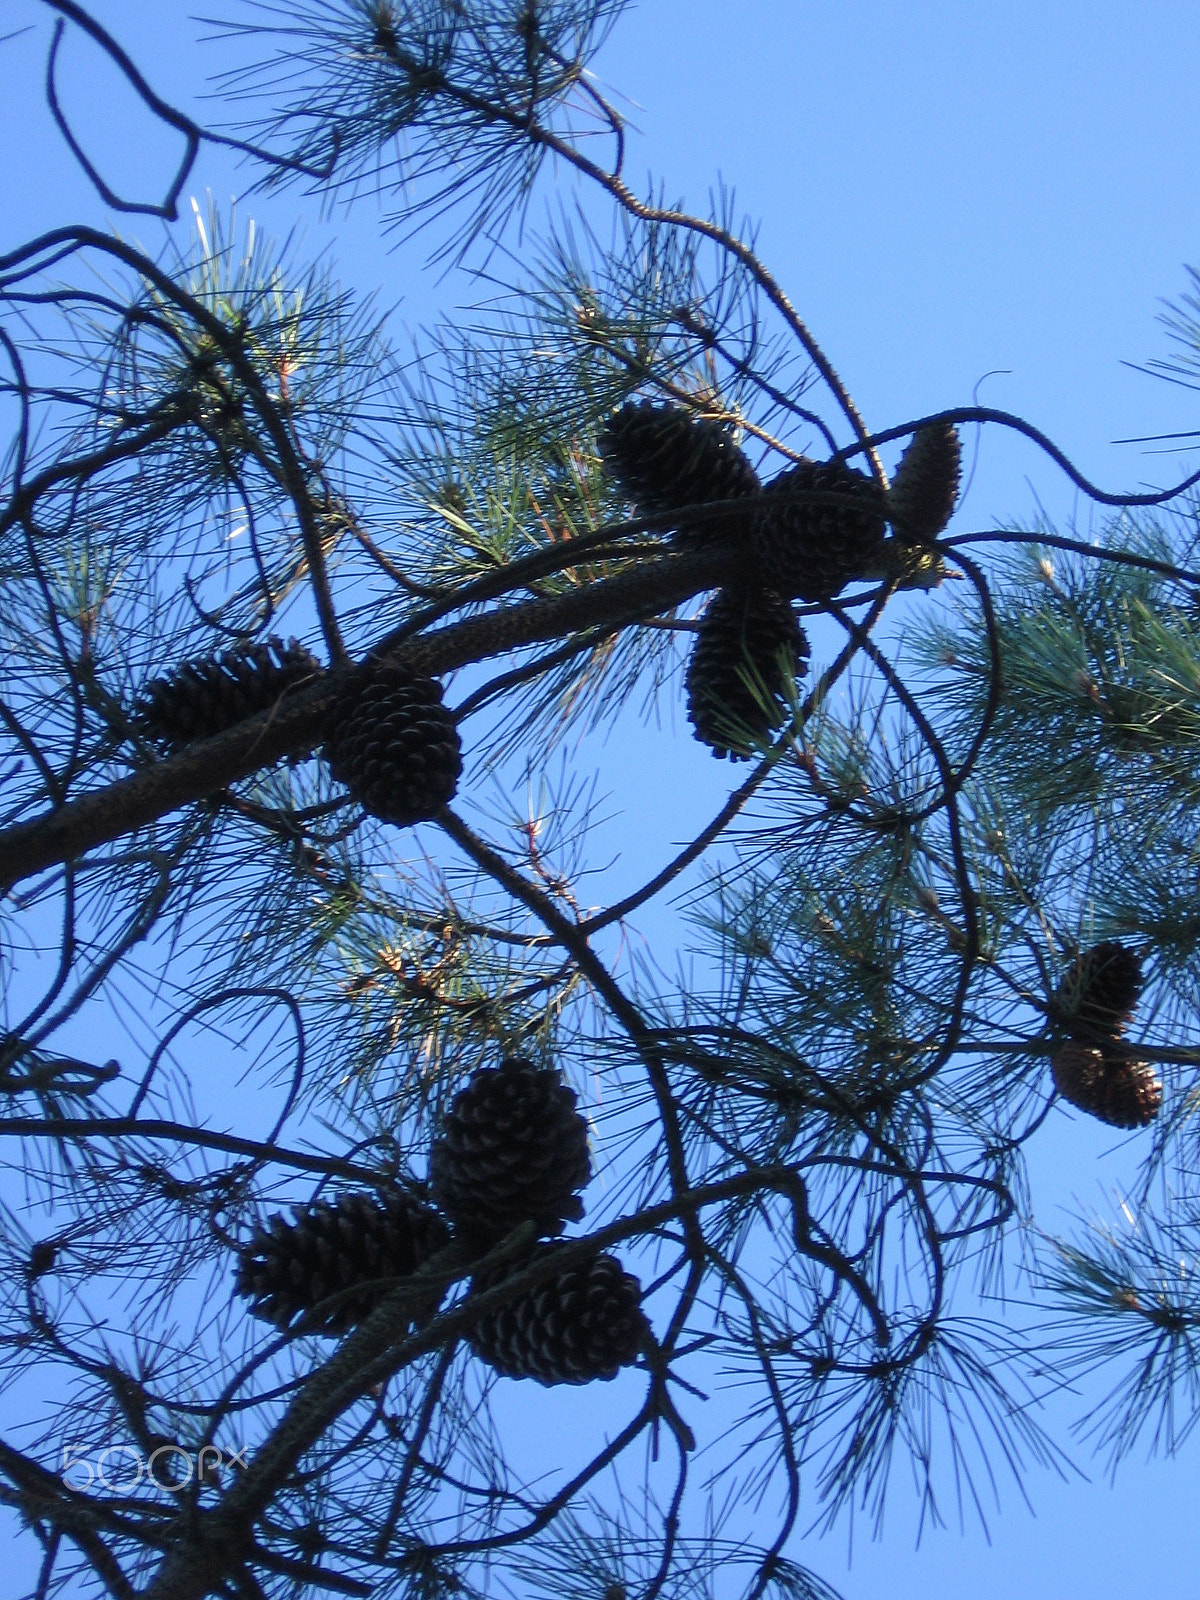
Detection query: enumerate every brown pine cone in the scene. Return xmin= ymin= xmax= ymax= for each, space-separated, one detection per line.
xmin=235 ymin=1187 xmax=451 ymax=1336
xmin=1054 ymin=942 xmax=1144 ymax=1042
xmin=684 ymin=586 xmax=809 ymax=759
xmin=468 ymin=1243 xmax=647 ymax=1385
xmin=323 ymin=659 xmax=462 ymax=826
xmin=754 ymin=457 xmax=886 ymax=602
xmin=428 ymin=1058 xmax=591 ymax=1247
xmin=136 ymin=638 xmax=322 ymax=752
xmin=598 ymin=400 xmax=761 ymax=549
xmin=887 ymin=421 xmax=962 ymax=543
xmin=1051 ymin=1041 xmax=1162 ymax=1129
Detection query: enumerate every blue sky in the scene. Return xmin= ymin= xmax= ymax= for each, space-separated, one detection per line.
xmin=3 ymin=3 xmax=1200 ymax=1596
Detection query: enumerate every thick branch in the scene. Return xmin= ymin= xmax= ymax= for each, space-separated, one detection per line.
xmin=0 ymin=545 xmax=735 ymax=890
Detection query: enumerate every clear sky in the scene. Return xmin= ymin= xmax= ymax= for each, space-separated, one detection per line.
xmin=3 ymin=3 xmax=1200 ymax=1597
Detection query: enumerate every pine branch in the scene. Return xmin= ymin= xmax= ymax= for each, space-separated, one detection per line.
xmin=0 ymin=543 xmax=736 ymax=889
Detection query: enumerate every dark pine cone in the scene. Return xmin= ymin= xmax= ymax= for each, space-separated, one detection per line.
xmin=1054 ymin=941 xmax=1144 ymax=1042
xmin=1050 ymin=1042 xmax=1163 ymax=1129
xmin=753 ymin=456 xmax=887 ymax=602
xmin=685 ymin=586 xmax=810 ymax=760
xmin=887 ymin=422 xmax=962 ymax=543
xmin=136 ymin=637 xmax=322 ymax=752
xmin=323 ymin=659 xmax=462 ymax=826
xmin=597 ymin=400 xmax=761 ymax=549
xmin=469 ymin=1243 xmax=647 ymax=1385
xmin=235 ymin=1187 xmax=451 ymax=1336
xmin=429 ymin=1057 xmax=591 ymax=1247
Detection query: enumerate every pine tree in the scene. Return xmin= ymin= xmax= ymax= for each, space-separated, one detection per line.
xmin=1 ymin=7 xmax=1199 ymax=1600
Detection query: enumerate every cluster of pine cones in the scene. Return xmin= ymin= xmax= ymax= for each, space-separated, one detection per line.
xmin=133 ymin=404 xmax=961 ymax=777
xmin=135 ymin=643 xmax=463 ymax=829
xmin=1049 ymin=941 xmax=1162 ymax=1127
xmin=598 ymin=400 xmax=962 ymax=759
xmin=236 ymin=1057 xmax=647 ymax=1386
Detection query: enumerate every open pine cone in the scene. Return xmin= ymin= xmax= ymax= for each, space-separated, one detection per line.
xmin=323 ymin=658 xmax=462 ymax=826
xmin=598 ymin=399 xmax=761 ymax=550
xmin=429 ymin=1057 xmax=591 ymax=1247
xmin=468 ymin=1243 xmax=647 ymax=1385
xmin=753 ymin=456 xmax=886 ymax=601
xmin=684 ymin=586 xmax=809 ymax=759
xmin=236 ymin=1188 xmax=451 ymax=1336
xmin=1050 ymin=1042 xmax=1162 ymax=1129
xmin=136 ymin=637 xmax=322 ymax=752
xmin=1053 ymin=941 xmax=1144 ymax=1043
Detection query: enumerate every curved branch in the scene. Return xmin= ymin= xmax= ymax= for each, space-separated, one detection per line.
xmin=858 ymin=406 xmax=1200 ymax=509
xmin=38 ymin=0 xmax=339 ymax=219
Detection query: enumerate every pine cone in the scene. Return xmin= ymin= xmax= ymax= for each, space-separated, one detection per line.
xmin=754 ymin=457 xmax=886 ymax=601
xmin=235 ymin=1188 xmax=451 ymax=1336
xmin=1050 ymin=1042 xmax=1163 ymax=1129
xmin=323 ymin=659 xmax=462 ymax=826
xmin=887 ymin=422 xmax=962 ymax=542
xmin=597 ymin=400 xmax=760 ymax=549
xmin=1054 ymin=941 xmax=1144 ymax=1042
xmin=136 ymin=637 xmax=322 ymax=752
xmin=685 ymin=586 xmax=810 ymax=760
xmin=429 ymin=1057 xmax=591 ymax=1247
xmin=469 ymin=1244 xmax=646 ymax=1385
